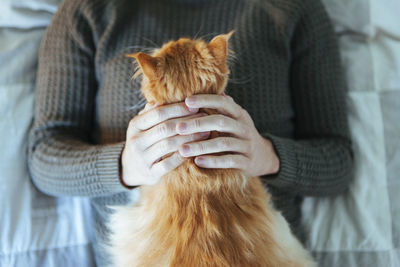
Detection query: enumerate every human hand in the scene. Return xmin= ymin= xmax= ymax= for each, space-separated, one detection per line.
xmin=176 ymin=94 xmax=280 ymax=177
xmin=121 ymin=102 xmax=210 ymax=187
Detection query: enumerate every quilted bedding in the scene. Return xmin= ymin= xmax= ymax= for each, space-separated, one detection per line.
xmin=0 ymin=0 xmax=399 ymax=266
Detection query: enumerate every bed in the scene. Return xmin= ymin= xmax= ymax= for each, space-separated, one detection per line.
xmin=1 ymin=0 xmax=399 ymax=266
xmin=302 ymin=0 xmax=400 ymax=265
xmin=0 ymin=0 xmax=94 ymax=266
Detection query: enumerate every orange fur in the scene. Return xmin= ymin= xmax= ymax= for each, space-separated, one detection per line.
xmin=109 ymin=32 xmax=316 ymax=267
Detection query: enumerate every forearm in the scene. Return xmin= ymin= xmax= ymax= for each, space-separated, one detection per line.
xmin=260 ymin=133 xmax=354 ymax=196
xmin=27 ymin=0 xmax=126 ymax=197
xmin=28 ymin=131 xmax=127 ymax=197
xmin=257 ymin=136 xmax=280 ymax=177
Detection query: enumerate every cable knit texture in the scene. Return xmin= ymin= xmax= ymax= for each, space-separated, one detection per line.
xmin=29 ymin=0 xmax=353 ymax=265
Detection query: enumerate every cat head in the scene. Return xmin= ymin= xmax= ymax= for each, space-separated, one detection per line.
xmin=127 ymin=31 xmax=234 ymax=105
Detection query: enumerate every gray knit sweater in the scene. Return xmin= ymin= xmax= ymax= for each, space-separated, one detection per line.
xmin=29 ymin=0 xmax=354 ymax=265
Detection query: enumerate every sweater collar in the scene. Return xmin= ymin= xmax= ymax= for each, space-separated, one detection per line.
xmin=170 ymin=0 xmax=213 ymax=4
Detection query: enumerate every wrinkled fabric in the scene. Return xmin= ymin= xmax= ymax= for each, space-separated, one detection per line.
xmin=1 ymin=0 xmax=399 ymax=266
xmin=0 ymin=1 xmax=95 ymax=266
xmin=302 ymin=0 xmax=400 ymax=266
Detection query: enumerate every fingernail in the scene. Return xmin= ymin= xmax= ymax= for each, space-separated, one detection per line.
xmin=188 ymin=107 xmax=198 ymax=113
xmin=186 ymin=96 xmax=196 ymax=105
xmin=181 ymin=144 xmax=190 ymax=154
xmin=178 ymin=122 xmax=187 ymax=132
xmin=195 ymin=157 xmax=204 ymax=165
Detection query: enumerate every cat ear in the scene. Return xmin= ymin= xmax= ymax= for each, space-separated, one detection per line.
xmin=208 ymin=30 xmax=235 ymax=64
xmin=126 ymin=52 xmax=160 ymax=80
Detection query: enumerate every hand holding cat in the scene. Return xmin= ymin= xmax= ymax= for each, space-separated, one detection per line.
xmin=121 ymin=102 xmax=210 ymax=186
xmin=177 ymin=94 xmax=280 ymax=177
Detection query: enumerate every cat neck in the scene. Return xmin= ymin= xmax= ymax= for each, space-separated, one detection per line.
xmin=141 ymin=164 xmax=259 ymax=217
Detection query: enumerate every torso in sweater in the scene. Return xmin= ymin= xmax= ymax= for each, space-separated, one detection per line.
xmin=30 ymin=0 xmax=353 ymax=265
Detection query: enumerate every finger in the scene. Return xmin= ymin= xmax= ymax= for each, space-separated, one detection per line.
xmin=178 ymin=137 xmax=248 ymax=157
xmin=185 ymin=94 xmax=243 ymax=119
xmin=136 ymin=112 xmax=208 ymax=150
xmin=150 ymin=152 xmax=185 ymax=180
xmin=130 ymin=102 xmax=199 ymax=136
xmin=176 ymin=114 xmax=246 ymax=137
xmin=194 ymin=154 xmax=249 ymax=169
xmin=128 ymin=103 xmax=158 ymax=136
xmin=145 ymin=131 xmax=211 ymax=165
xmin=138 ymin=102 xmax=159 ymax=115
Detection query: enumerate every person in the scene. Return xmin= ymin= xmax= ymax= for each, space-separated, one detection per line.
xmin=28 ymin=0 xmax=354 ymax=265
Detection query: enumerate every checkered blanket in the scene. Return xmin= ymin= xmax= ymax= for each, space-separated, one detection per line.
xmin=1 ymin=0 xmax=399 ymax=266
xmin=302 ymin=0 xmax=400 ymax=266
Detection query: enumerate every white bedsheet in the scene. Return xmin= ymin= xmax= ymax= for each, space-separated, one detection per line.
xmin=0 ymin=1 xmax=95 ymax=266
xmin=302 ymin=0 xmax=400 ymax=266
xmin=0 ymin=0 xmax=399 ymax=266
xmin=0 ymin=0 xmax=59 ymax=28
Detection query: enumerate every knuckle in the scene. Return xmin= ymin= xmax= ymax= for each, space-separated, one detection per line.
xmin=237 ymin=107 xmax=245 ymax=116
xmin=174 ymin=104 xmax=187 ymax=115
xmin=194 ymin=118 xmax=202 ymax=129
xmin=165 ymin=138 xmax=175 ymax=149
xmin=194 ymin=142 xmax=205 ymax=153
xmin=241 ymin=124 xmax=250 ymax=136
xmin=129 ymin=136 xmax=140 ymax=149
xmin=243 ymin=141 xmax=251 ymax=154
xmin=128 ymin=118 xmax=136 ymax=129
xmin=158 ymin=123 xmax=170 ymax=136
xmin=239 ymin=107 xmax=249 ymax=119
xmin=220 ymin=138 xmax=231 ymax=150
xmin=157 ymin=140 xmax=169 ymax=155
xmin=128 ymin=118 xmax=138 ymax=134
xmin=225 ymin=95 xmax=234 ymax=103
xmin=227 ymin=156 xmax=237 ymax=168
xmin=162 ymin=138 xmax=176 ymax=153
xmin=217 ymin=115 xmax=227 ymax=128
xmin=166 ymin=121 xmax=176 ymax=133
xmin=154 ymin=109 xmax=164 ymax=121
xmin=186 ymin=134 xmax=198 ymax=143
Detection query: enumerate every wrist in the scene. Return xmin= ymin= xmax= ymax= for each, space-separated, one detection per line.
xmin=119 ymin=148 xmax=137 ymax=189
xmin=260 ymin=136 xmax=280 ymax=176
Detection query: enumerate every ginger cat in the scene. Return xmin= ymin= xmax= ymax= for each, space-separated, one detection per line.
xmin=108 ymin=32 xmax=315 ymax=267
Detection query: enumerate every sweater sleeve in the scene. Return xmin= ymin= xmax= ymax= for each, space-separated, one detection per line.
xmin=28 ymin=0 xmax=128 ymax=197
xmin=261 ymin=0 xmax=354 ymax=197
